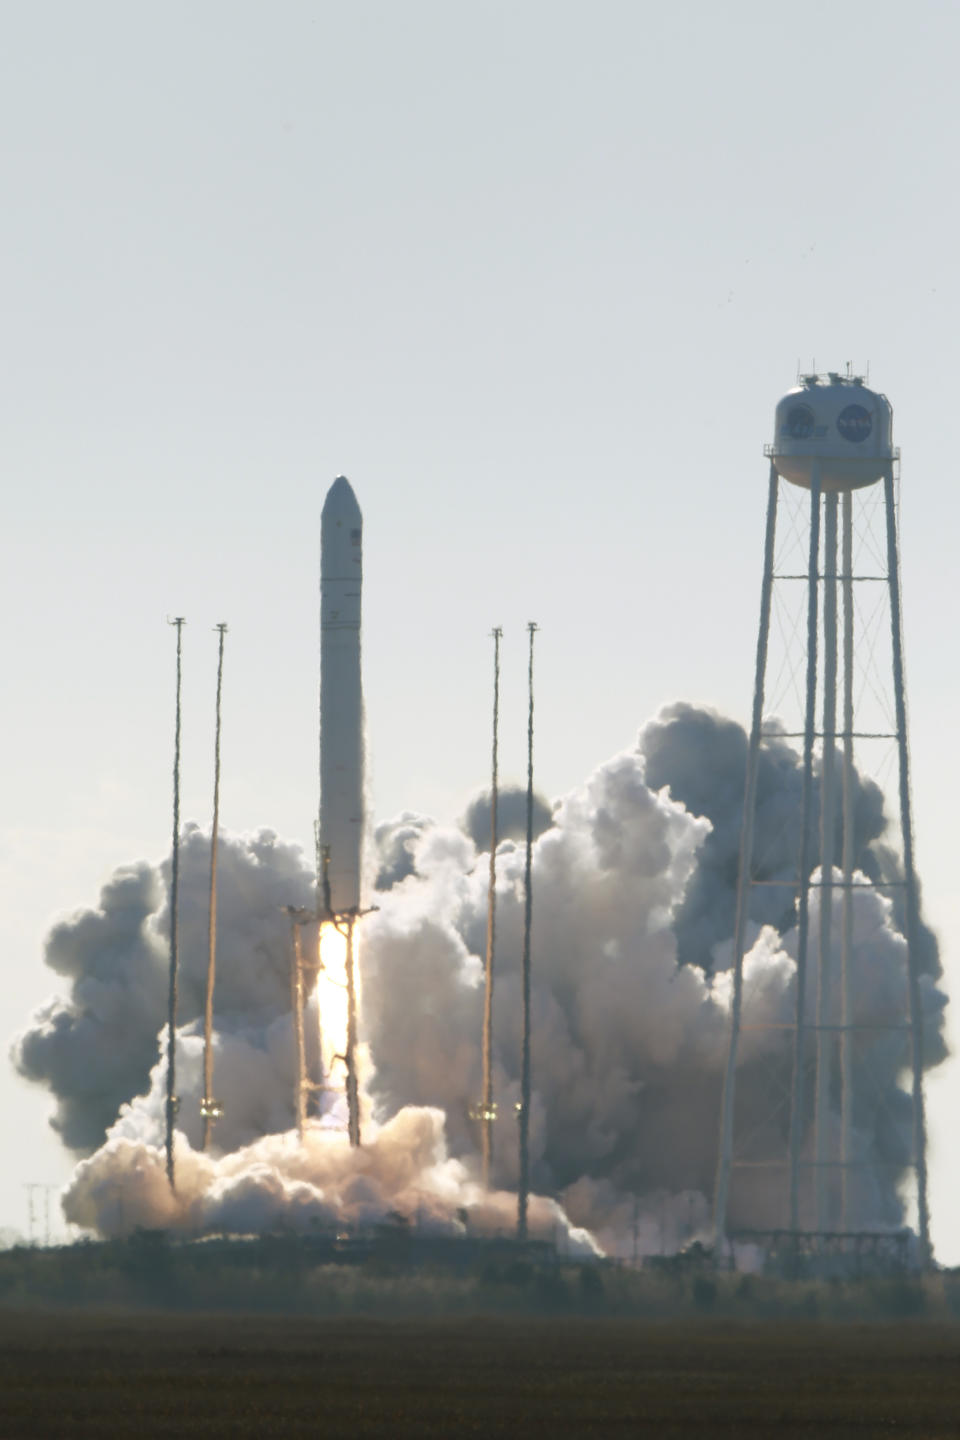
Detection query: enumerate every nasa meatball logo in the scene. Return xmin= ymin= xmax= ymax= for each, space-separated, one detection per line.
xmin=837 ymin=404 xmax=872 ymax=444
xmin=784 ymin=404 xmax=815 ymax=440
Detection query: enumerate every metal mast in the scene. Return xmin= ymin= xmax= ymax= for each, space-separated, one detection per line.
xmin=201 ymin=622 xmax=228 ymax=1150
xmin=290 ymin=913 xmax=308 ymax=1141
xmin=480 ymin=627 xmax=502 ymax=1188
xmin=165 ymin=616 xmax=185 ymax=1191
xmin=287 ymin=903 xmax=319 ymax=1142
xmin=517 ymin=621 xmax=537 ymax=1241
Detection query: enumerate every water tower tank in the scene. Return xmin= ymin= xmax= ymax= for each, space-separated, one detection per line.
xmin=768 ymin=373 xmax=893 ymax=491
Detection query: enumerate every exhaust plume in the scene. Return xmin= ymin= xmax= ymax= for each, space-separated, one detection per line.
xmin=12 ymin=705 xmax=948 ymax=1254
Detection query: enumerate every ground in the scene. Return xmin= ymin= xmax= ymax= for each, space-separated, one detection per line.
xmin=1 ymin=1310 xmax=959 ymax=1438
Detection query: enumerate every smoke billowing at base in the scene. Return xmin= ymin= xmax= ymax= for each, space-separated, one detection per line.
xmin=12 ymin=704 xmax=948 ymax=1257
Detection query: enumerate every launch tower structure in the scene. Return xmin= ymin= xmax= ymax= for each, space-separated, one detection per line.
xmin=713 ymin=372 xmax=931 ymax=1263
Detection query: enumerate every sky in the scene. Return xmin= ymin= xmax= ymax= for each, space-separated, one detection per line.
xmin=2 ymin=0 xmax=960 ymax=1256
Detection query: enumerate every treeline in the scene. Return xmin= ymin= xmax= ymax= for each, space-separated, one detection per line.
xmin=1 ymin=1232 xmax=958 ymax=1319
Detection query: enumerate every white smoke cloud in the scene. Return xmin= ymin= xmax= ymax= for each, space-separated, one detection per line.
xmin=12 ymin=705 xmax=949 ymax=1257
xmin=64 ymin=1105 xmax=599 ymax=1256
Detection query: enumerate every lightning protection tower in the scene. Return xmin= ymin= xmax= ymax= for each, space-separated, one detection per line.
xmin=713 ymin=371 xmax=931 ymax=1265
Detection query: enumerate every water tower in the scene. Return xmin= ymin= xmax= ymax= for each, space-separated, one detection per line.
xmin=713 ymin=370 xmax=931 ymax=1264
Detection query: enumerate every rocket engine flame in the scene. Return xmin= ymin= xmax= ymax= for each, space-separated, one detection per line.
xmin=316 ymin=921 xmax=351 ymax=1083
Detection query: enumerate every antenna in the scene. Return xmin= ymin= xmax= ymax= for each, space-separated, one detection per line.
xmin=165 ymin=617 xmax=186 ymax=1192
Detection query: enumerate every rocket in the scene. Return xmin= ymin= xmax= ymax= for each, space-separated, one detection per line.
xmin=319 ymin=475 xmax=364 ymax=916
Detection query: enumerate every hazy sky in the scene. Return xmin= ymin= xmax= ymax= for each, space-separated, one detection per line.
xmin=3 ymin=0 xmax=960 ymax=1255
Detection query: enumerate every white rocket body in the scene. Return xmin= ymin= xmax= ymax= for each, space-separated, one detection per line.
xmin=320 ymin=475 xmax=364 ymax=915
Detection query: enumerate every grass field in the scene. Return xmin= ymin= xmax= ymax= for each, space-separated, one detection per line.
xmin=1 ymin=1309 xmax=959 ymax=1438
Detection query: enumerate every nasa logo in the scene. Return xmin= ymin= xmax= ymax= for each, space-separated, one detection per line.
xmin=784 ymin=405 xmax=815 ymax=440
xmin=837 ymin=404 xmax=872 ymax=444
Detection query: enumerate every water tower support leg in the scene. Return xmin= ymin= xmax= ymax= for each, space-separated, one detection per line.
xmin=789 ymin=464 xmax=822 ymax=1234
xmin=713 ymin=463 xmax=779 ymax=1247
xmin=840 ymin=490 xmax=856 ymax=1228
xmin=814 ymin=491 xmax=839 ymax=1229
xmin=883 ymin=465 xmax=931 ymax=1264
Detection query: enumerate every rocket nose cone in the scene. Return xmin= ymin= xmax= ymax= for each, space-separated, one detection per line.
xmin=322 ymin=474 xmax=362 ymax=524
